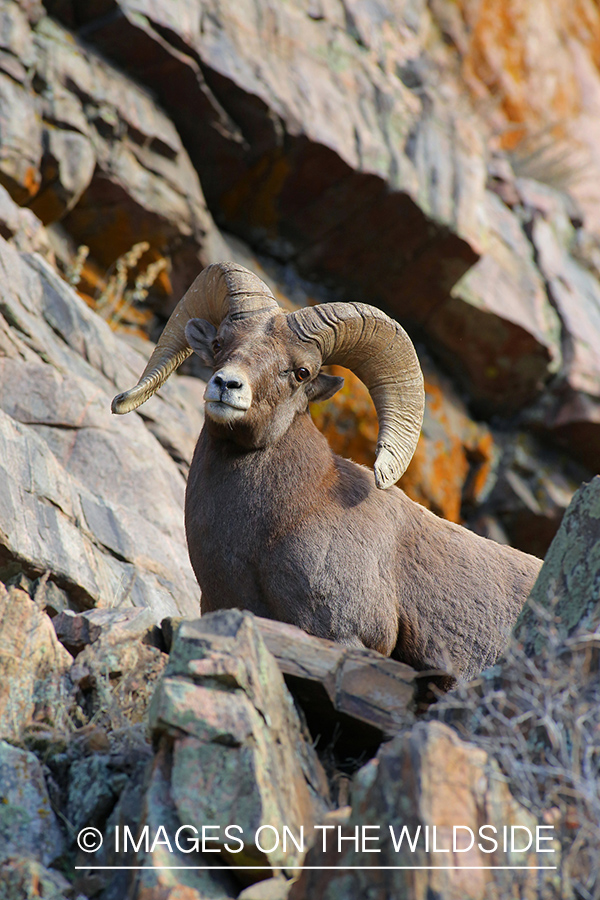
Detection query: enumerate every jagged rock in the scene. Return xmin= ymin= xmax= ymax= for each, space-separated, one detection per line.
xmin=0 ymin=3 xmax=41 ymax=203
xmin=0 ymin=183 xmax=54 ymax=258
xmin=0 ymin=4 xmax=230 ymax=295
xmin=53 ymin=607 xmax=160 ymax=656
xmin=468 ymin=433 xmax=586 ymax=558
xmin=67 ymin=753 xmax=127 ymax=835
xmin=128 ymin=742 xmax=238 ymax=900
xmin=149 ymin=610 xmax=330 ymax=877
xmin=0 ymin=741 xmax=65 ymax=866
xmin=0 ymin=236 xmax=201 ymax=618
xmin=289 ymin=721 xmax=558 ymax=900
xmin=526 ymin=190 xmax=600 ymax=470
xmin=0 ymin=857 xmax=82 ymax=900
xmin=0 ymin=583 xmax=72 ymax=739
xmin=73 ymin=639 xmax=168 ymax=729
xmin=515 ymin=475 xmax=600 ymax=657
xmin=45 ymin=0 xmax=563 ymax=409
xmin=427 ymin=189 xmax=562 ymax=412
xmin=255 ymin=616 xmax=416 ymax=759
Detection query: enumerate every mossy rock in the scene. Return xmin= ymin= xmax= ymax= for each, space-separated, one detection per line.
xmin=515 ymin=475 xmax=600 ymax=656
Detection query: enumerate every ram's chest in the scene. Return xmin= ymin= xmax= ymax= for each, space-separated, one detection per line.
xmin=184 ymin=466 xmax=274 ymax=614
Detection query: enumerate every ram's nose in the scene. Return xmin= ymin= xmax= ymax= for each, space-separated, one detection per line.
xmin=204 ymin=367 xmax=252 ymax=413
xmin=212 ymin=372 xmax=243 ymax=392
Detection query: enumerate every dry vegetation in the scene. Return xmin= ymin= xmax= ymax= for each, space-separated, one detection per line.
xmin=431 ymin=596 xmax=600 ymax=900
xmin=64 ymin=242 xmax=167 ymax=338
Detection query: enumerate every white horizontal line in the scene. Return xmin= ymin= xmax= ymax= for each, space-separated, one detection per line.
xmin=75 ymin=866 xmax=557 ymax=871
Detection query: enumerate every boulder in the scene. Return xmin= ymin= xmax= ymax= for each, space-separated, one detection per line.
xmin=255 ymin=616 xmax=416 ymax=760
xmin=53 ymin=607 xmax=160 ymax=656
xmin=289 ymin=721 xmax=558 ymax=900
xmin=0 ymin=235 xmax=202 ymax=618
xmin=515 ymin=475 xmax=600 ymax=656
xmin=0 ymin=583 xmax=72 ymax=739
xmin=148 ymin=610 xmax=330 ymax=877
xmin=0 ymin=740 xmax=65 ymax=866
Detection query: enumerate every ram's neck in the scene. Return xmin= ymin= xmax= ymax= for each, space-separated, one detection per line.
xmin=195 ymin=411 xmax=339 ymax=518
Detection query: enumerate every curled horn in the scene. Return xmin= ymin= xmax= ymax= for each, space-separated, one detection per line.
xmin=111 ymin=262 xmax=279 ymax=415
xmin=287 ymin=302 xmax=424 ymax=489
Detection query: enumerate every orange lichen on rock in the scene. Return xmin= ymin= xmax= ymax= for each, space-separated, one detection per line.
xmin=452 ymin=0 xmax=585 ymax=145
xmin=22 ymin=165 xmax=41 ymax=199
xmin=312 ymin=363 xmax=495 ymax=524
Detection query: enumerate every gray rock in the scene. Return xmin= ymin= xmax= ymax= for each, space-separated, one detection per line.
xmin=527 ymin=194 xmax=600 ymax=470
xmin=515 ymin=475 xmax=600 ymax=657
xmin=427 ymin=190 xmax=562 ymax=412
xmin=0 ymin=237 xmax=202 ymax=619
xmin=53 ymin=607 xmax=158 ymax=655
xmin=0 ymin=583 xmax=72 ymax=740
xmin=0 ymin=183 xmax=54 ymax=257
xmin=132 ymin=742 xmax=238 ymax=900
xmin=149 ymin=610 xmax=330 ymax=871
xmin=0 ymin=3 xmax=42 ymax=203
xmin=289 ymin=721 xmax=557 ymax=900
xmin=32 ymin=13 xmax=228 ymax=292
xmin=0 ymin=741 xmax=64 ymax=866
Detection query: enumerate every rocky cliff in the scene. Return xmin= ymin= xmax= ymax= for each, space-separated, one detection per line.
xmin=0 ymin=1 xmax=599 ymax=898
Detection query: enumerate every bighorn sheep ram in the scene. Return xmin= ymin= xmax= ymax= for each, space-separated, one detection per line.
xmin=112 ymin=262 xmax=542 ymax=685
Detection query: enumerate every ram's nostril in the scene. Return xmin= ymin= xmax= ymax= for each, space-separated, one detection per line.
xmin=212 ymin=372 xmax=244 ymax=392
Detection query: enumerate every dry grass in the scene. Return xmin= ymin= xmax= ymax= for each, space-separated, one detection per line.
xmin=430 ymin=597 xmax=600 ymax=900
xmin=65 ymin=241 xmax=167 ymax=335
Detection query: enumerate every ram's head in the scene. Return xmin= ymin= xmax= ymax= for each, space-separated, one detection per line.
xmin=112 ymin=262 xmax=424 ymax=488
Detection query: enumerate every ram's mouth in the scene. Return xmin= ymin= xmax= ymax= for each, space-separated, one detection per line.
xmin=205 ymin=399 xmax=249 ymax=423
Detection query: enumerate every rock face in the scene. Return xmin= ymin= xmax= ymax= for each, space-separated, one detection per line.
xmin=0 ymin=583 xmax=72 ymax=740
xmin=0 ymin=228 xmax=204 ymax=618
xmin=515 ymin=475 xmax=600 ymax=656
xmin=0 ymin=2 xmax=599 ymax=899
xmin=289 ymin=721 xmax=558 ymax=900
xmin=0 ymin=741 xmax=65 ymax=867
xmin=149 ymin=611 xmax=330 ymax=875
xmin=43 ymin=0 xmax=569 ymax=418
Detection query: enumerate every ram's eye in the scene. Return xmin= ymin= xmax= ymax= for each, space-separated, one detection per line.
xmin=212 ymin=339 xmax=222 ymax=353
xmin=295 ymin=367 xmax=311 ymax=382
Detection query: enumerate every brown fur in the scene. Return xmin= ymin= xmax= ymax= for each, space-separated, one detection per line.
xmin=184 ymin=313 xmax=542 ymax=684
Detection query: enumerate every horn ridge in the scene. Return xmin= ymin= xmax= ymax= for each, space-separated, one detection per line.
xmin=287 ymin=302 xmax=424 ymax=489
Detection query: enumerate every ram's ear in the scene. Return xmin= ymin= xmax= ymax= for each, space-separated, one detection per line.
xmin=185 ymin=318 xmax=217 ymax=366
xmin=306 ymin=373 xmax=344 ymax=403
